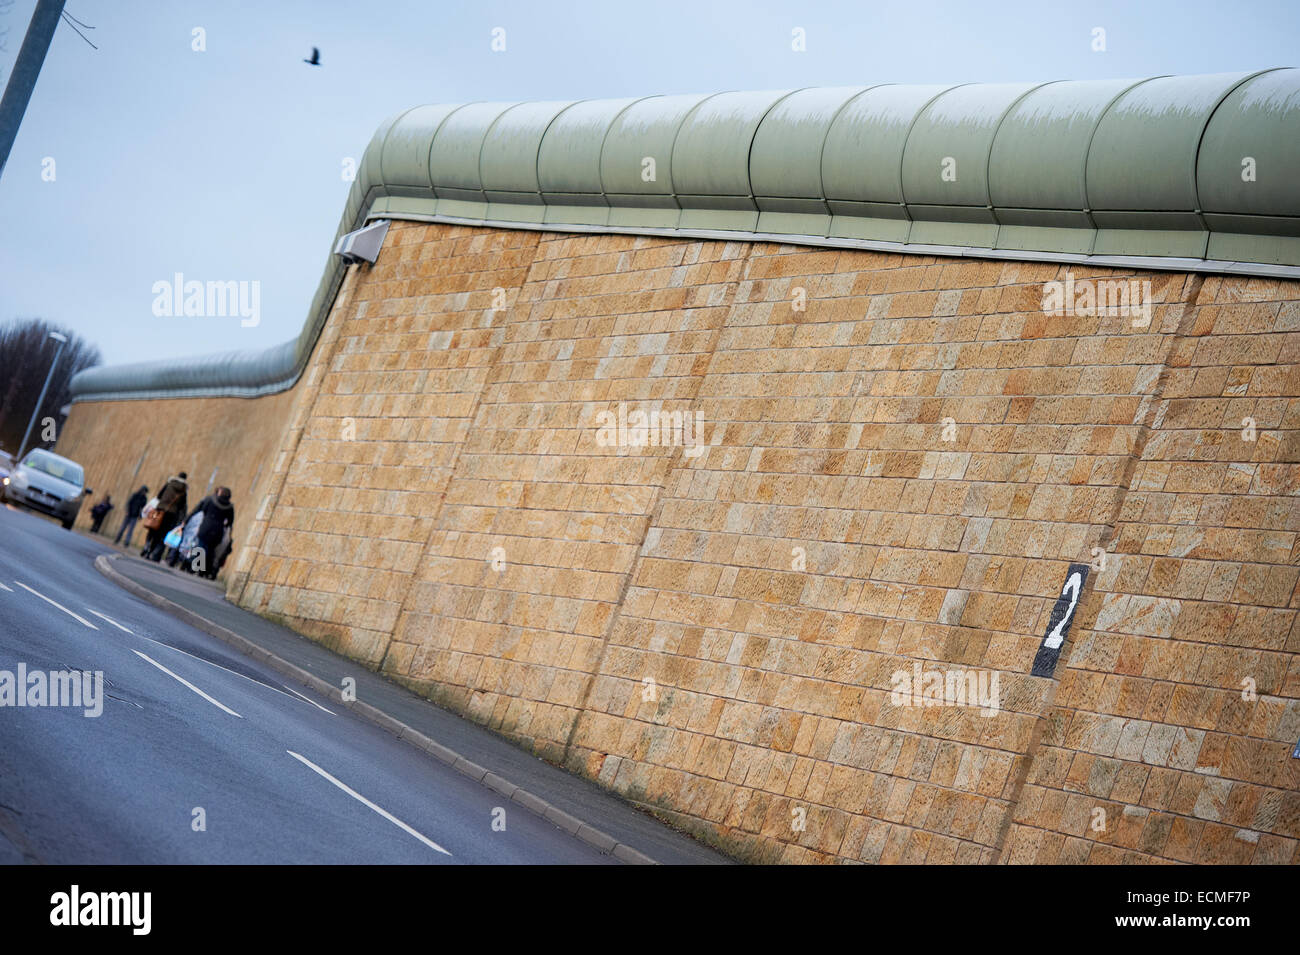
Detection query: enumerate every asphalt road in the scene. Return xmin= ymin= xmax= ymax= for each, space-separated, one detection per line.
xmin=0 ymin=502 xmax=616 ymax=864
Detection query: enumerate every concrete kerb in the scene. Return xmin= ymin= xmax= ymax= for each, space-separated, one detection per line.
xmin=93 ymin=553 xmax=658 ymax=865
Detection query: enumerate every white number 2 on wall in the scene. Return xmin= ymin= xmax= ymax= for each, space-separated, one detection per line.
xmin=1043 ymin=572 xmax=1082 ymax=650
xmin=1031 ymin=563 xmax=1090 ymax=678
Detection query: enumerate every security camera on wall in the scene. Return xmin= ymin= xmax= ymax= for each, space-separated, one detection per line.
xmin=334 ymin=219 xmax=391 ymax=266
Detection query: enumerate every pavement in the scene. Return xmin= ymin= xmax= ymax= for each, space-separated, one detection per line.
xmin=0 ymin=501 xmax=730 ymax=864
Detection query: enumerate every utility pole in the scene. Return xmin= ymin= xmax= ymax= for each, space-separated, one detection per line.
xmin=17 ymin=330 xmax=67 ymax=459
xmin=0 ymin=0 xmax=66 ymax=180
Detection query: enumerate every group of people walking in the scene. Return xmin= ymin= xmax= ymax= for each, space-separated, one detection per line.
xmin=93 ymin=470 xmax=236 ymax=580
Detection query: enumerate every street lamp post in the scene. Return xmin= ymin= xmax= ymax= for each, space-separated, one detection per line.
xmin=17 ymin=330 xmax=68 ymax=460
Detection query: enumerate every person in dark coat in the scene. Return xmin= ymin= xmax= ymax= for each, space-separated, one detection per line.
xmin=213 ymin=532 xmax=234 ymax=578
xmin=182 ymin=486 xmax=234 ymax=578
xmin=144 ymin=471 xmax=188 ymax=561
xmin=115 ymin=485 xmax=148 ymax=546
xmin=89 ymin=494 xmax=114 ymax=533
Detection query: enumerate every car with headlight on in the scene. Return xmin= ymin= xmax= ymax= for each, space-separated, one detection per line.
xmin=1 ymin=449 xmax=92 ymax=529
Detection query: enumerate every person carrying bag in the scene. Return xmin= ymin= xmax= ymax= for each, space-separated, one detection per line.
xmin=143 ymin=472 xmax=188 ymax=561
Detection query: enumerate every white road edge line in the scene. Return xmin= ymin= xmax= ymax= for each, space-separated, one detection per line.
xmin=281 ymin=683 xmax=335 ymax=715
xmin=14 ymin=581 xmax=98 ymax=629
xmin=132 ymin=650 xmax=242 ymax=718
xmin=0 ymin=581 xmax=12 ymax=592
xmin=88 ymin=609 xmax=133 ymax=633
xmin=285 ymin=750 xmax=451 ymax=856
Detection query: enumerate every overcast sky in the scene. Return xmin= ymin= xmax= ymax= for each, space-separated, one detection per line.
xmin=1 ymin=0 xmax=1297 ymax=367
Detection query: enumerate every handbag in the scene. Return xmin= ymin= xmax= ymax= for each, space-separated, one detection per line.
xmin=141 ymin=497 xmax=164 ymax=530
xmin=179 ymin=512 xmax=204 ymax=557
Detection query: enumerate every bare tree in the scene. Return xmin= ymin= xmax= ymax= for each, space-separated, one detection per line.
xmin=0 ymin=317 xmax=101 ymax=456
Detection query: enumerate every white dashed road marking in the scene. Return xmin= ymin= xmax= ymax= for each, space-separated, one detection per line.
xmin=88 ymin=609 xmax=133 ymax=633
xmin=132 ymin=650 xmax=242 ymax=718
xmin=286 ymin=750 xmax=451 ymax=856
xmin=14 ymin=581 xmax=98 ymax=629
xmin=136 ymin=633 xmax=324 ymax=710
xmin=281 ymin=683 xmax=335 ymax=715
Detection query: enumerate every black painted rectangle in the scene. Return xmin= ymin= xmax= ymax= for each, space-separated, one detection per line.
xmin=1031 ymin=562 xmax=1090 ymax=678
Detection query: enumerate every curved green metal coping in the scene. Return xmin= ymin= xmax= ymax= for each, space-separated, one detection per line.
xmin=72 ymin=69 xmax=1300 ymax=402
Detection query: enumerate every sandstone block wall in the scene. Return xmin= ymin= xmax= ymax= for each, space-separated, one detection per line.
xmin=384 ymin=233 xmax=748 ymax=761
xmin=56 ymin=221 xmax=1300 ymax=864
xmin=234 ymin=226 xmax=541 ymax=665
xmin=562 ymin=252 xmax=1201 ymax=863
xmin=59 ymin=390 xmax=294 ymax=552
xmin=1002 ymin=278 xmax=1300 ymax=864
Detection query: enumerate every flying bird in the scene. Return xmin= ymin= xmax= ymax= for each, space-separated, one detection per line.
xmin=304 ymin=46 xmax=320 ymax=66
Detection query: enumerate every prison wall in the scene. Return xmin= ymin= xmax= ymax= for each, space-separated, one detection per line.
xmin=55 ymin=220 xmax=1300 ymax=863
xmin=59 ymin=390 xmax=295 ymax=554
